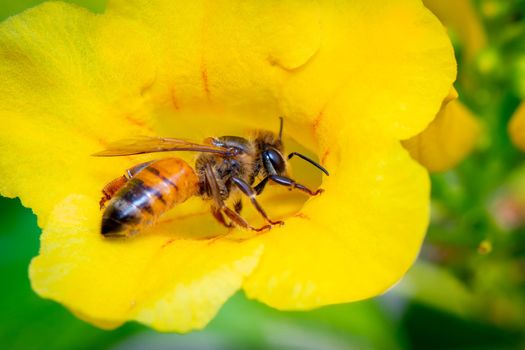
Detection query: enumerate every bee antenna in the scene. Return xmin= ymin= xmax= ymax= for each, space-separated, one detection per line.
xmin=287 ymin=152 xmax=330 ymax=176
xmin=278 ymin=116 xmax=284 ymax=142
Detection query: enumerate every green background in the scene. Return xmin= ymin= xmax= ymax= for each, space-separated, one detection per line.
xmin=1 ymin=0 xmax=525 ymax=349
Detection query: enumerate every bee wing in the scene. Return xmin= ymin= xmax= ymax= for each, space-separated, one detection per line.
xmin=92 ymin=136 xmax=231 ymax=157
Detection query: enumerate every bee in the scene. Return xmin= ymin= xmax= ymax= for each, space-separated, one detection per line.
xmin=93 ymin=118 xmax=329 ymax=237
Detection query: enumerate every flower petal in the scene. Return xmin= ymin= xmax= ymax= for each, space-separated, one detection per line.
xmin=104 ymin=0 xmax=321 ymax=114
xmin=509 ymin=102 xmax=525 ymax=151
xmin=0 ymin=2 xmax=159 ymax=225
xmin=30 ymin=195 xmax=263 ymax=332
xmin=107 ymin=0 xmax=456 ymax=140
xmin=278 ymin=0 xmax=456 ymax=140
xmin=243 ymin=111 xmax=430 ymax=309
xmin=402 ymin=93 xmax=481 ymax=172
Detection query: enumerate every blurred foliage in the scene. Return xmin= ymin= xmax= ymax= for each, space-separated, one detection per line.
xmin=0 ymin=0 xmax=106 ymax=20
xmin=1 ymin=0 xmax=525 ymax=349
xmin=423 ymin=0 xmax=525 ymax=336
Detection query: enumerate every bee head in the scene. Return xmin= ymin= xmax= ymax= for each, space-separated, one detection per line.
xmin=260 ymin=117 xmax=329 ymax=177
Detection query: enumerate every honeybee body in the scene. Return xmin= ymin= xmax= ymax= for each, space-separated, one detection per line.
xmin=101 ymin=158 xmax=199 ymax=236
xmin=96 ymin=119 xmax=328 ymax=237
xmin=195 ymin=135 xmax=257 ymax=202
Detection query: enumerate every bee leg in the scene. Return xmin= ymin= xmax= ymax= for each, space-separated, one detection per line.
xmin=254 ymin=175 xmax=323 ymax=196
xmin=211 ymin=207 xmax=234 ymax=228
xmin=254 ymin=176 xmax=270 ymax=195
xmin=234 ymin=200 xmax=243 ymax=214
xmin=213 ymin=204 xmax=271 ymax=232
xmin=99 ymin=161 xmax=154 ymax=209
xmin=204 ymin=164 xmax=270 ymax=232
xmin=231 ymin=177 xmax=284 ymax=226
xmin=204 ymin=163 xmax=232 ymax=228
xmin=210 ymin=192 xmax=270 ymax=232
xmin=221 ymin=207 xmax=272 ymax=232
xmin=100 ymin=176 xmax=128 ymax=209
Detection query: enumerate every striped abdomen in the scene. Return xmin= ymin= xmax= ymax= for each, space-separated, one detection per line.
xmin=101 ymin=158 xmax=199 ymax=237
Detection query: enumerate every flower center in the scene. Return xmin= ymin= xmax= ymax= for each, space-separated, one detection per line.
xmin=133 ymin=104 xmax=324 ymax=240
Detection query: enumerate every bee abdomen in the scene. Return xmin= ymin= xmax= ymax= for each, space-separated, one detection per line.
xmin=101 ymin=158 xmax=199 ymax=237
xmin=101 ymin=198 xmax=142 ymax=237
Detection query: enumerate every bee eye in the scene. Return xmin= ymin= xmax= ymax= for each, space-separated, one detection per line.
xmin=263 ymin=148 xmax=286 ymax=174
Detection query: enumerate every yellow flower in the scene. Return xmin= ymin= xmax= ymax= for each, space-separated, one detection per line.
xmin=510 ymin=102 xmax=525 ymax=151
xmin=0 ymin=0 xmax=456 ymax=332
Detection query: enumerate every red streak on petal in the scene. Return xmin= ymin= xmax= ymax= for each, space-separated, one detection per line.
xmin=294 ymin=212 xmax=310 ymax=220
xmin=201 ymin=64 xmax=211 ymax=100
xmin=205 ymin=233 xmax=228 ymax=245
xmin=312 ymin=108 xmax=325 ymax=133
xmin=321 ymin=148 xmax=331 ymax=165
xmin=171 ymin=86 xmax=180 ymax=110
xmin=124 ymin=114 xmax=153 ymax=132
xmin=312 ymin=113 xmax=323 ymax=130
xmin=161 ymin=238 xmax=176 ymax=249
